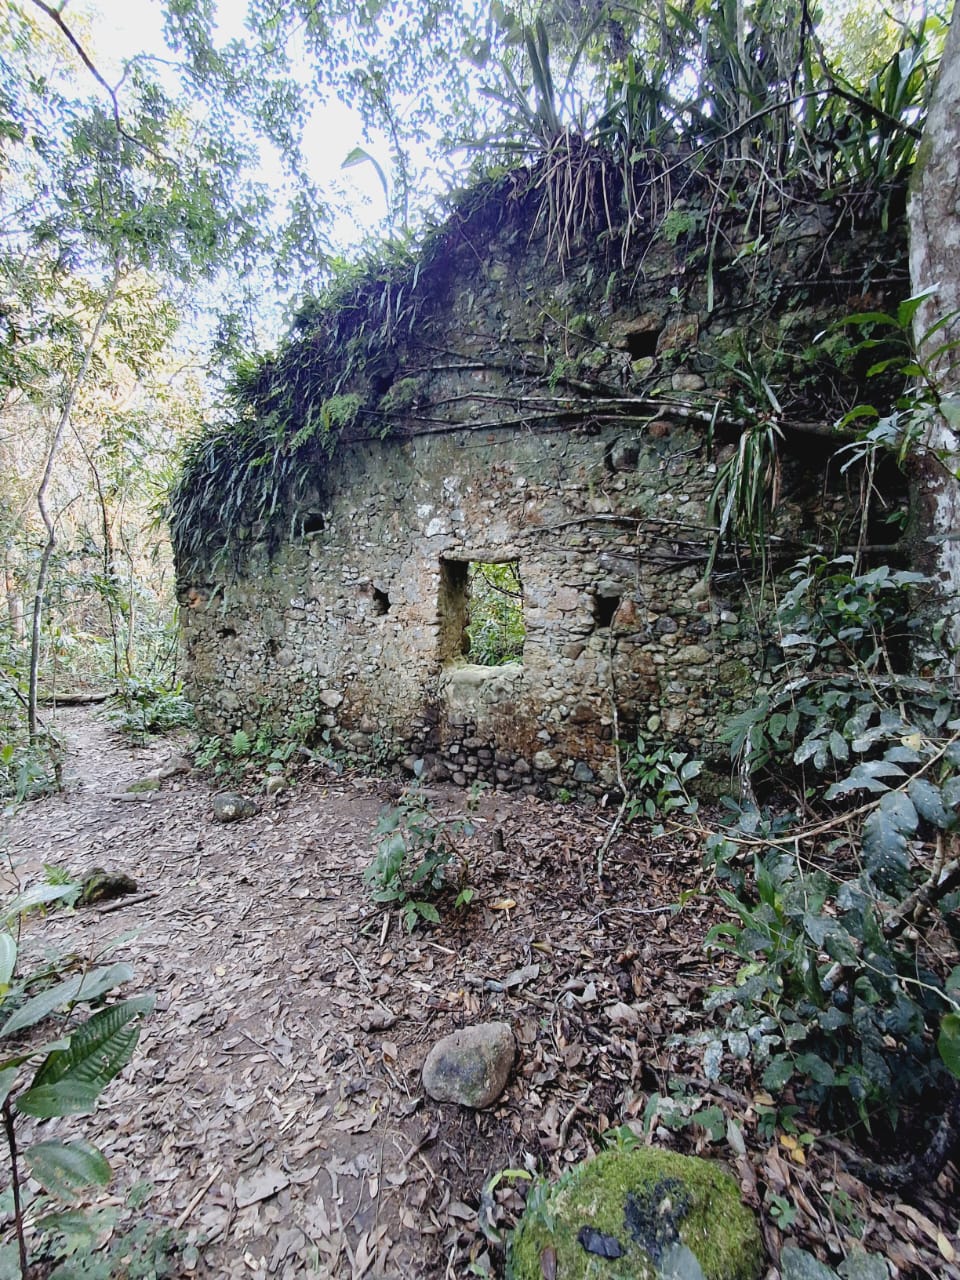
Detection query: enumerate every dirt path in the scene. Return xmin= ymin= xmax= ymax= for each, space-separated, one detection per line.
xmin=3 ymin=710 xmax=958 ymax=1280
xmin=5 ymin=709 xmax=697 ymax=1279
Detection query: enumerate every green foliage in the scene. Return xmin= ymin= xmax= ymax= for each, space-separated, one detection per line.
xmin=465 ymin=562 xmax=525 ymax=667
xmin=364 ymin=772 xmax=475 ymax=931
xmin=802 ymin=17 xmax=942 ymax=228
xmin=830 ymin=288 xmax=960 ymax=472
xmin=623 ymin=737 xmax=701 ymax=824
xmin=194 ymin=713 xmax=316 ymax=782
xmin=0 ymin=891 xmax=153 ymax=1278
xmin=707 ymin=348 xmax=785 ymax=577
xmin=699 ymin=551 xmax=959 ymax=1130
xmin=723 ymin=555 xmax=931 ymax=777
xmin=108 ymin=678 xmax=195 ymax=744
xmin=0 ymin=732 xmax=62 ymax=804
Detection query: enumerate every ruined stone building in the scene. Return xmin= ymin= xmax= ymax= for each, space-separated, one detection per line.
xmin=171 ymin=166 xmax=906 ymax=797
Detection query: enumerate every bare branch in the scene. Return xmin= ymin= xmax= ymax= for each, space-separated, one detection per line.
xmin=27 ymin=0 xmax=164 ymax=159
xmin=28 ymin=0 xmax=124 ymax=132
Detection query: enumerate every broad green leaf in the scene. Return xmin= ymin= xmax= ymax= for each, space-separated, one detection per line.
xmin=826 ymin=759 xmax=906 ymax=799
xmin=907 ymin=777 xmax=951 ymax=827
xmin=0 ymin=963 xmax=134 ymax=1038
xmin=884 ymin=745 xmax=922 ymax=764
xmin=795 ymin=1052 xmax=835 ymax=1085
xmin=24 ymin=1139 xmax=111 ymax=1197
xmin=762 ymin=1055 xmax=794 ymax=1091
xmin=2 ymin=883 xmax=79 ymax=922
xmin=0 ymin=1064 xmax=18 ymax=1107
xmin=18 ymin=997 xmax=152 ymax=1118
xmin=862 ymin=791 xmax=915 ymax=888
xmin=17 ymin=1079 xmax=102 ymax=1118
xmin=802 ymin=913 xmax=831 ymax=946
xmin=896 ymin=287 xmax=938 ymax=329
xmin=937 ymin=1013 xmax=960 ymax=1079
xmin=31 ymin=996 xmax=154 ymax=1090
xmin=818 ymin=1007 xmax=849 ymax=1031
xmin=941 ymin=395 xmax=960 ymax=430
xmin=793 ymin=736 xmax=824 ymax=765
xmin=0 ymin=934 xmax=15 ymax=988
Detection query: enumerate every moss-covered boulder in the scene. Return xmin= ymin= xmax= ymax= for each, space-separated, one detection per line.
xmin=507 ymin=1148 xmax=764 ymax=1280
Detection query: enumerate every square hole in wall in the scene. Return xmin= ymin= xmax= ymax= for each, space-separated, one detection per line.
xmin=593 ymin=593 xmax=621 ymax=629
xmin=439 ymin=559 xmax=524 ymax=665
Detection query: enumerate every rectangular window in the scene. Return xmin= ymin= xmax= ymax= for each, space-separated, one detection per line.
xmin=439 ymin=558 xmax=524 ymax=666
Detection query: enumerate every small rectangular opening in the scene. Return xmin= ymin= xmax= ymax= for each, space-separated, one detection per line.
xmin=439 ymin=558 xmax=524 ymax=666
xmin=594 ymin=593 xmax=620 ymax=629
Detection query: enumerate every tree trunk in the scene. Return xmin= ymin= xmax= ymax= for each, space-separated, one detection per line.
xmin=907 ymin=7 xmax=960 ymax=679
xmin=28 ymin=264 xmax=121 ymax=741
xmin=4 ymin=563 xmax=24 ymax=643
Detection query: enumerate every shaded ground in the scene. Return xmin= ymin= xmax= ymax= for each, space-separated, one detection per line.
xmin=1 ymin=708 xmax=958 ymax=1278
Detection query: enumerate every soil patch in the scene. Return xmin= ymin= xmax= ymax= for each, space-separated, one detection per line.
xmin=1 ymin=709 xmax=957 ymax=1278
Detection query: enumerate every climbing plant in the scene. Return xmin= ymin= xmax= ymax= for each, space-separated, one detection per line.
xmin=682 ymin=303 xmax=960 ymax=1167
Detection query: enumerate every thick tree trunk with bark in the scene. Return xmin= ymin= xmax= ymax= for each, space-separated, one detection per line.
xmin=908 ymin=8 xmax=960 ymax=678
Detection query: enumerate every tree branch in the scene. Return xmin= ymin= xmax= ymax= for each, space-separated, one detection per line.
xmin=29 ymin=0 xmax=124 ymax=132
xmin=27 ymin=0 xmax=163 ymax=158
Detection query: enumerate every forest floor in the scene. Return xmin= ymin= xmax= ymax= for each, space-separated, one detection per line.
xmin=1 ymin=708 xmax=958 ymax=1279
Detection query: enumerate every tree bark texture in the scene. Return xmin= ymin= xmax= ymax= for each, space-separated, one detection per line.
xmin=908 ymin=7 xmax=960 ymax=674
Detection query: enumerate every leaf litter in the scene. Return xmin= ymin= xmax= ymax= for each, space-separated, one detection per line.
xmin=0 ymin=707 xmax=956 ymax=1278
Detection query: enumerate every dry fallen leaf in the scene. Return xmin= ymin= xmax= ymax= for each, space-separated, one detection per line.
xmin=234 ymin=1166 xmax=290 ymax=1209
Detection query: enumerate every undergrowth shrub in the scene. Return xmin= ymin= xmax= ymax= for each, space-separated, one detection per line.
xmin=698 ymin=553 xmax=960 ymax=1132
xmin=0 ymin=888 xmax=154 ymax=1277
xmin=365 ymin=769 xmax=476 ymax=930
xmin=108 ymin=677 xmax=195 ymax=743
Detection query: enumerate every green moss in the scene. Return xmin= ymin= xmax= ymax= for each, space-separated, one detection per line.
xmin=507 ymin=1149 xmax=763 ymax=1280
xmin=378 ymin=376 xmax=425 ymax=414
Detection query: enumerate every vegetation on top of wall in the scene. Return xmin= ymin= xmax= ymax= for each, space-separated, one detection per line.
xmin=169 ymin=174 xmax=531 ymax=576
xmin=169 ymin=7 xmax=943 ymax=579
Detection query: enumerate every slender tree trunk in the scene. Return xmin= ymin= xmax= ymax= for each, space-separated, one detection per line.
xmin=4 ymin=563 xmax=24 ymax=643
xmin=74 ymin=426 xmax=123 ymax=681
xmin=3 ymin=1098 xmax=29 ymax=1279
xmin=907 ymin=7 xmax=960 ymax=681
xmin=28 ymin=264 xmax=121 ymax=741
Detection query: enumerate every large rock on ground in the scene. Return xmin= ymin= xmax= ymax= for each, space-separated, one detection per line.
xmin=507 ymin=1147 xmax=763 ymax=1280
xmin=212 ymin=792 xmax=258 ymax=822
xmin=421 ymin=1022 xmax=515 ymax=1108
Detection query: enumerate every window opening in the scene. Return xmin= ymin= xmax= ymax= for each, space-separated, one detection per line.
xmin=372 ymin=587 xmax=390 ymax=615
xmin=466 ymin=562 xmax=524 ymax=664
xmin=439 ymin=558 xmax=524 ymax=666
xmin=301 ymin=512 xmax=325 ymax=534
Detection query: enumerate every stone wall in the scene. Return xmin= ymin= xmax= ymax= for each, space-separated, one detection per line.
xmin=176 ymin=175 xmax=906 ymax=797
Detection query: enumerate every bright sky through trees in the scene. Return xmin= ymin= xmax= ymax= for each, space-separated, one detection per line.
xmin=78 ymin=0 xmax=391 ymax=254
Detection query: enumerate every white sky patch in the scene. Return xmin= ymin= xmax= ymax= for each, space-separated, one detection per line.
xmin=72 ymin=0 xmax=391 ymax=251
